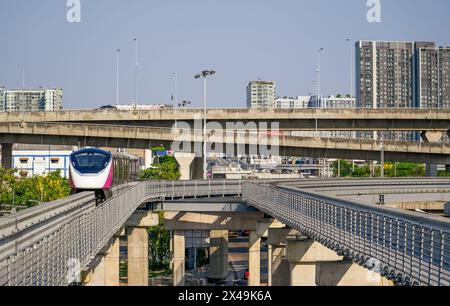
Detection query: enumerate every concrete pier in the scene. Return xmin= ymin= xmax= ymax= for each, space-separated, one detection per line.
xmin=174 ymin=152 xmax=195 ymax=180
xmin=104 ymin=237 xmax=120 ymax=286
xmin=172 ymin=231 xmax=186 ymax=286
xmin=267 ymin=228 xmax=296 ymax=286
xmin=208 ymin=230 xmax=229 ymax=282
xmin=127 ymin=228 xmax=149 ymax=286
xmin=286 ymin=238 xmax=342 ymax=286
xmin=248 ymin=231 xmax=261 ymax=286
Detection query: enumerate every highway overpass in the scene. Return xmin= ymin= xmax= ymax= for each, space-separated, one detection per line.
xmin=1 ymin=122 xmax=450 ymax=165
xmin=1 ymin=108 xmax=450 ymax=131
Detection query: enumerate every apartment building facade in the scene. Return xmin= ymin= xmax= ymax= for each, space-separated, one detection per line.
xmin=246 ymin=80 xmax=276 ymax=108
xmin=0 ymin=87 xmax=63 ymax=112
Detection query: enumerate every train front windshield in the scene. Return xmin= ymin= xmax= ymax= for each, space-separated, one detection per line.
xmin=71 ymin=151 xmax=112 ymax=174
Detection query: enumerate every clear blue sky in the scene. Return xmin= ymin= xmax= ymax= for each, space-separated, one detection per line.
xmin=0 ymin=0 xmax=449 ymax=109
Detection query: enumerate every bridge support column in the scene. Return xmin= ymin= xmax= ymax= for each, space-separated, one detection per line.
xmin=248 ymin=231 xmax=261 ymax=286
xmin=267 ymin=228 xmax=296 ymax=286
xmin=426 ymin=164 xmax=438 ymax=177
xmin=86 ymin=236 xmax=121 ymax=286
xmin=1 ymin=143 xmax=13 ymax=169
xmin=104 ymin=236 xmax=121 ymax=286
xmin=208 ymin=230 xmax=229 ymax=282
xmin=316 ymin=261 xmax=394 ymax=286
xmin=172 ymin=230 xmax=186 ymax=286
xmin=174 ymin=152 xmax=195 ymax=180
xmin=144 ymin=149 xmax=153 ymax=169
xmin=286 ymin=237 xmax=342 ymax=286
xmin=191 ymin=157 xmax=204 ymax=180
xmin=127 ymin=228 xmax=149 ymax=286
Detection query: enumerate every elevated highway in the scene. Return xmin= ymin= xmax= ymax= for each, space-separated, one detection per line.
xmin=1 ymin=108 xmax=450 ymax=131
xmin=1 ymin=122 xmax=450 ymax=164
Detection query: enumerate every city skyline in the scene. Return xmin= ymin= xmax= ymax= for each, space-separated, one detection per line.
xmin=0 ymin=0 xmax=449 ymax=109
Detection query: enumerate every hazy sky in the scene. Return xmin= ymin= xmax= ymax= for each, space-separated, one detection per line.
xmin=0 ymin=0 xmax=449 ymax=109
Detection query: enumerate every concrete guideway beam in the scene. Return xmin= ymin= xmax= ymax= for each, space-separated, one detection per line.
xmin=164 ymin=211 xmax=265 ymax=231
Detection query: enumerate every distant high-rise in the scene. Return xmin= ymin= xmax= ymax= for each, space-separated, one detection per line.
xmin=356 ymin=40 xmax=422 ymax=109
xmin=355 ymin=40 xmax=450 ymax=141
xmin=0 ymin=88 xmax=63 ymax=112
xmin=247 ymin=80 xmax=276 ymax=109
xmin=416 ymin=46 xmax=450 ymax=109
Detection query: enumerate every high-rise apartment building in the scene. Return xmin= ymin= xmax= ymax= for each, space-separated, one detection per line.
xmin=0 ymin=88 xmax=63 ymax=112
xmin=416 ymin=46 xmax=450 ymax=109
xmin=355 ymin=40 xmax=450 ymax=141
xmin=356 ymin=40 xmax=422 ymax=109
xmin=247 ymin=80 xmax=276 ymax=108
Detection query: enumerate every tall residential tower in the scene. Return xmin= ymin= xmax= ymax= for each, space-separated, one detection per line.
xmin=246 ymin=80 xmax=276 ymax=109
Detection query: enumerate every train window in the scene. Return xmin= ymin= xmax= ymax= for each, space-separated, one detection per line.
xmin=72 ymin=152 xmax=111 ymax=174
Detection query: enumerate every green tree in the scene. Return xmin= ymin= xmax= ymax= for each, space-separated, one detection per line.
xmin=138 ymin=146 xmax=181 ymax=274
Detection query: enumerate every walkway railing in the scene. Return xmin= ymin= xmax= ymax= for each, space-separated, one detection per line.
xmin=242 ymin=182 xmax=450 ymax=286
xmin=0 ymin=180 xmax=242 ymax=286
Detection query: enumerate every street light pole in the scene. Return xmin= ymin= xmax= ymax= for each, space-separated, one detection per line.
xmin=203 ymin=76 xmax=207 ymax=180
xmin=173 ymin=72 xmax=178 ymax=130
xmin=116 ymin=49 xmax=120 ymax=106
xmin=315 ymin=48 xmax=324 ymax=137
xmin=133 ymin=38 xmax=138 ymax=104
xmin=195 ymin=70 xmax=216 ymax=180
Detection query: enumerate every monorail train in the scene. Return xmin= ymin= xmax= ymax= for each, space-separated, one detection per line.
xmin=69 ymin=148 xmax=140 ymax=201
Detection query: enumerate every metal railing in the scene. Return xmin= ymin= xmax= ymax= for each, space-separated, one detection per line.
xmin=0 ymin=180 xmax=242 ymax=286
xmin=242 ymin=182 xmax=450 ymax=286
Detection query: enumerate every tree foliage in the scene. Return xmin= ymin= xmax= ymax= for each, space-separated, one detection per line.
xmin=0 ymin=169 xmax=71 ymax=213
xmin=138 ymin=146 xmax=181 ymax=272
xmin=331 ymin=160 xmax=426 ymax=178
xmin=139 ymin=146 xmax=181 ymax=181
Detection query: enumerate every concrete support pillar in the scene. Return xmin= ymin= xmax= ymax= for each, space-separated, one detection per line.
xmin=1 ymin=143 xmax=13 ymax=169
xmin=248 ymin=231 xmax=261 ymax=286
xmin=208 ymin=230 xmax=229 ymax=282
xmin=426 ymin=163 xmax=438 ymax=177
xmin=127 ymin=228 xmax=149 ymax=286
xmin=174 ymin=152 xmax=195 ymax=180
xmin=316 ymin=261 xmax=394 ymax=286
xmin=286 ymin=238 xmax=342 ymax=286
xmin=104 ymin=236 xmax=120 ymax=286
xmin=88 ymin=255 xmax=106 ymax=286
xmin=144 ymin=149 xmax=153 ymax=169
xmin=191 ymin=157 xmax=204 ymax=180
xmin=172 ymin=231 xmax=186 ymax=286
xmin=268 ymin=228 xmax=295 ymax=286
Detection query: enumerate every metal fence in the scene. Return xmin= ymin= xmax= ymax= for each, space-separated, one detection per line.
xmin=0 ymin=180 xmax=242 ymax=286
xmin=243 ymin=182 xmax=450 ymax=286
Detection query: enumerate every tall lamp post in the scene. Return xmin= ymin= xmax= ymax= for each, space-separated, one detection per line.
xmin=315 ymin=48 xmax=324 ymax=137
xmin=173 ymin=72 xmax=178 ymax=129
xmin=194 ymin=70 xmax=216 ymax=180
xmin=133 ymin=38 xmax=138 ymax=104
xmin=116 ymin=48 xmax=120 ymax=106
